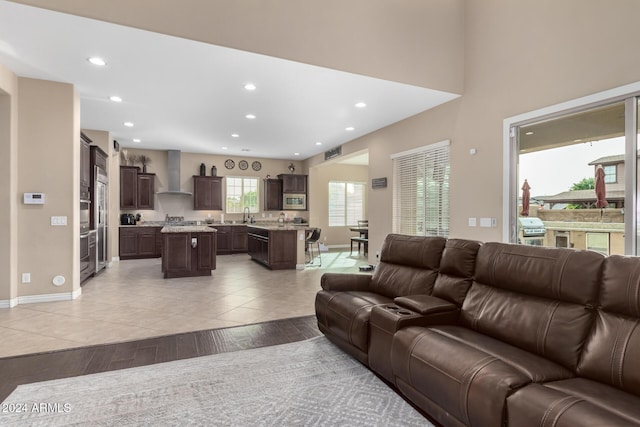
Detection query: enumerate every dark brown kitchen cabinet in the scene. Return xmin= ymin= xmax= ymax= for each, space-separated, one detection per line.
xmin=232 ymin=226 xmax=248 ymax=252
xmin=162 ymin=232 xmax=217 ymax=278
xmin=215 ymin=225 xmax=248 ymax=254
xmin=278 ymin=174 xmax=307 ymax=194
xmin=119 ymin=227 xmax=162 ymax=259
xmin=216 ymin=226 xmax=231 ymax=253
xmin=137 ymin=228 xmax=157 ymax=256
xmin=193 ymin=176 xmax=223 ymax=210
xmin=248 ymin=226 xmax=297 ymax=270
xmin=80 ymin=133 xmax=91 ymax=195
xmin=120 ymin=166 xmax=155 ymax=210
xmin=263 ymin=179 xmax=283 ymax=211
xmin=91 ymin=145 xmax=107 ymax=171
xmin=120 ymin=166 xmax=139 ymax=209
xmin=137 ymin=173 xmax=155 ymax=210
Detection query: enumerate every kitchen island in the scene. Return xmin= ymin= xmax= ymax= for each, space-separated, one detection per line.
xmin=247 ymin=225 xmax=309 ymax=270
xmin=161 ymin=225 xmax=217 ymax=278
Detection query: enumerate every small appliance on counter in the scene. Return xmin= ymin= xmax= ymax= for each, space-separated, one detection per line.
xmin=121 ymin=213 xmax=136 ymax=225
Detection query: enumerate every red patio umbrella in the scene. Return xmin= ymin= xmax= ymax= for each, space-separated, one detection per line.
xmin=595 ymin=165 xmax=608 ymax=209
xmin=520 ymin=179 xmax=531 ymax=217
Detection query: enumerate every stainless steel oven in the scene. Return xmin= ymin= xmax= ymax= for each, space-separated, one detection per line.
xmin=283 ymin=193 xmax=306 ymax=210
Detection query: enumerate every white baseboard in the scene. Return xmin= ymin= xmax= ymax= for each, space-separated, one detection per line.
xmin=0 ymin=288 xmax=82 ymax=309
xmin=0 ymin=298 xmax=18 ymax=308
xmin=296 ymin=263 xmax=305 ymax=270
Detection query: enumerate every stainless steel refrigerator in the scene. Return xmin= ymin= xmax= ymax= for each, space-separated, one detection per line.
xmin=95 ymin=165 xmax=108 ymax=273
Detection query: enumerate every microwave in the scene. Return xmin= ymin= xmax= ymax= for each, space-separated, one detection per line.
xmin=283 ymin=193 xmax=307 ymax=210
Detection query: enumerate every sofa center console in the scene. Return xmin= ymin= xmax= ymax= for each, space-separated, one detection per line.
xmin=370 ymin=296 xmax=459 ymax=383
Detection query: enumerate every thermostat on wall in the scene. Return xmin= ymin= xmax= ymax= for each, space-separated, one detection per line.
xmin=24 ymin=192 xmax=45 ymax=204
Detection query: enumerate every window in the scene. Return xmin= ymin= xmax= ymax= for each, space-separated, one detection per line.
xmin=603 ymin=164 xmax=617 ymax=183
xmin=226 ymin=177 xmax=258 ymax=214
xmin=328 ymin=181 xmax=365 ymax=226
xmin=586 ymin=232 xmax=610 ymax=255
xmin=392 ymin=140 xmax=450 ymax=237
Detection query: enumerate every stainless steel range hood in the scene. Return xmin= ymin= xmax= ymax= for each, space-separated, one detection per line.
xmin=157 ymin=150 xmax=193 ymax=196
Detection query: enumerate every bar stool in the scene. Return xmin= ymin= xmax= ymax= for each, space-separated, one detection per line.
xmin=305 ymin=228 xmax=322 ymax=266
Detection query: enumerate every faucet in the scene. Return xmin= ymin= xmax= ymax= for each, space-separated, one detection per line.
xmin=243 ymin=207 xmax=250 ymax=223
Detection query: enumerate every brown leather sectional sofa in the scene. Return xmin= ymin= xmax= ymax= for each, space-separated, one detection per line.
xmin=315 ymin=234 xmax=640 ymax=426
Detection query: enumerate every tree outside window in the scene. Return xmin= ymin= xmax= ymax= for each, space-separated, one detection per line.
xmin=226 ymin=177 xmax=258 ymax=213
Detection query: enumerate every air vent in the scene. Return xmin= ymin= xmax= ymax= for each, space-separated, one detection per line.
xmin=324 ymin=146 xmax=342 ymax=160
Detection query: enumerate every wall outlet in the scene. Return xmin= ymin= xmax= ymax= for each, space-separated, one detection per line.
xmin=22 ymin=273 xmax=30 ymax=283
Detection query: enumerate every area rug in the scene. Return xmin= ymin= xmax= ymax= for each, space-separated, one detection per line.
xmin=0 ymin=336 xmax=432 ymax=426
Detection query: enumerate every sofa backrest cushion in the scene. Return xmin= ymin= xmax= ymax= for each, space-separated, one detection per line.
xmin=371 ymin=234 xmax=446 ymax=298
xmin=577 ymin=255 xmax=640 ymax=396
xmin=460 ymin=242 xmax=604 ymax=370
xmin=432 ymin=238 xmax=482 ymax=305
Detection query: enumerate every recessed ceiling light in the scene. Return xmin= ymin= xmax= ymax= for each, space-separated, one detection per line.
xmin=525 ymin=131 xmax=534 ymax=135
xmin=222 ymin=146 xmax=228 ymax=150
xmin=87 ymin=57 xmax=106 ymax=66
xmin=355 ymin=102 xmax=367 ymax=108
xmin=315 ymin=142 xmax=323 ymax=146
xmin=109 ymin=95 xmax=122 ymax=102
xmin=133 ymin=138 xmax=141 ymax=143
xmin=231 ymin=133 xmax=239 ymax=138
xmin=123 ymin=122 xmax=134 ymax=127
xmin=245 ymin=114 xmax=256 ymax=120
xmin=244 ymin=83 xmax=257 ymax=91
xmin=294 ymin=152 xmax=300 ymax=156
xmin=345 ymin=126 xmax=355 ymax=131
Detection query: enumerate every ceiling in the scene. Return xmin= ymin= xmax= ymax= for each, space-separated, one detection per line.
xmin=0 ymin=1 xmax=459 ymax=160
xmin=519 ymin=102 xmax=625 ymax=153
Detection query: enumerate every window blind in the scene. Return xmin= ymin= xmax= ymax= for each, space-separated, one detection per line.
xmin=328 ymin=181 xmax=365 ymax=226
xmin=392 ymin=140 xmax=450 ymax=237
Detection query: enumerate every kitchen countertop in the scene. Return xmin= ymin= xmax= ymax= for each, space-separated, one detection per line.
xmin=161 ymin=225 xmax=217 ymax=233
xmin=122 ymin=221 xmax=308 ymax=228
xmin=248 ymin=224 xmax=310 ymax=231
xmin=121 ymin=221 xmax=246 ymax=228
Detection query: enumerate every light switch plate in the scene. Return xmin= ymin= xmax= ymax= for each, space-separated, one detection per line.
xmin=468 ymin=217 xmax=477 ymax=227
xmin=51 ymin=216 xmax=67 ymax=226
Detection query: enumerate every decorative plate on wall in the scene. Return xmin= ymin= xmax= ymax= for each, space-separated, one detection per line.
xmin=239 ymin=160 xmax=249 ymax=170
xmin=225 ymin=159 xmax=235 ymax=169
xmin=252 ymin=161 xmax=262 ymax=171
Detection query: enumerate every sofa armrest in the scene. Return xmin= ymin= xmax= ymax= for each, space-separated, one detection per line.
xmin=320 ymin=273 xmax=372 ymax=292
xmin=394 ymin=295 xmax=458 ymax=315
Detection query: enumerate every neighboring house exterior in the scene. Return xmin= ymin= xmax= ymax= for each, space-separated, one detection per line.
xmin=522 ymin=154 xmax=630 ymax=255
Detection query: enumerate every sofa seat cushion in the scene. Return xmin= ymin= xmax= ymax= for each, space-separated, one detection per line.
xmin=507 ymin=379 xmax=640 ymax=426
xmin=391 ymin=326 xmax=574 ymax=427
xmin=315 ymin=290 xmax=393 ymax=353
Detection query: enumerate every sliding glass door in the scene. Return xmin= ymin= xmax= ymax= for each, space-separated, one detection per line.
xmin=510 ymin=96 xmax=640 ymax=255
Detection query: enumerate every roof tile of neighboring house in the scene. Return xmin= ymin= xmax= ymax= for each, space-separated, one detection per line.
xmin=538 ymin=189 xmax=624 ymax=203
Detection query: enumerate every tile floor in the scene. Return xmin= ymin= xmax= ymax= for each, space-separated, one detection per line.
xmin=0 ymin=251 xmax=370 ymax=358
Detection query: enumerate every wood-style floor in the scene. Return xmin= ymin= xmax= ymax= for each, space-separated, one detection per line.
xmin=0 ymin=315 xmax=321 ymax=403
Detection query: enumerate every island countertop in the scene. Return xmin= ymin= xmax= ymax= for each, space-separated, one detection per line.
xmin=161 ymin=225 xmax=217 ymax=233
